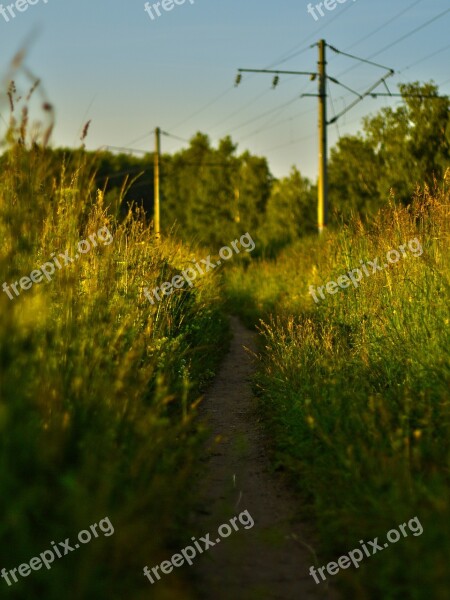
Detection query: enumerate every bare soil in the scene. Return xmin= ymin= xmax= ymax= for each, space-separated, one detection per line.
xmin=191 ymin=316 xmax=339 ymax=600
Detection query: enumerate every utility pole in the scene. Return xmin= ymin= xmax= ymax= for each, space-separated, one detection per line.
xmin=236 ymin=41 xmax=395 ymax=234
xmin=154 ymin=126 xmax=161 ymax=239
xmin=317 ymin=39 xmax=328 ymax=233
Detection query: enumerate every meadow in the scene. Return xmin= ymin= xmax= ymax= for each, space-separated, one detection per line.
xmin=0 ymin=94 xmax=229 ymax=599
xmin=1 ymin=70 xmax=449 ymax=600
xmin=225 ymin=177 xmax=450 ymax=599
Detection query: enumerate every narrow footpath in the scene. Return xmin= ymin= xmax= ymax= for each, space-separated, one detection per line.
xmin=191 ymin=317 xmax=338 ymax=600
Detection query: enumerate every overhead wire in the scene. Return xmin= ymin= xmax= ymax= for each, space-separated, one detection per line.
xmin=337 ymin=6 xmax=450 ymax=78
xmin=267 ymin=0 xmax=361 ymax=68
xmin=160 ymin=130 xmax=190 ymax=144
xmin=123 ymin=129 xmax=155 ymax=148
xmin=225 ymin=0 xmax=398 ymax=144
xmin=343 ymin=0 xmax=427 ymax=52
xmin=120 ymin=3 xmax=448 ymax=168
xmin=215 ymin=4 xmax=363 ymax=139
xmin=327 ymin=80 xmax=341 ymax=141
xmin=371 ymin=7 xmax=450 ymax=59
xmin=226 ymin=94 xmax=303 ymax=133
xmin=167 ymin=86 xmax=235 ymax=132
xmin=208 ymin=88 xmax=274 ymax=132
xmin=295 ymin=11 xmax=449 ymax=127
xmin=397 ymin=41 xmax=450 ymax=75
xmin=216 ymin=77 xmax=315 ymax=140
xmin=239 ymin=102 xmax=314 ymax=141
xmin=241 ymin=4 xmax=450 ymax=156
xmin=164 ymin=0 xmax=360 ymax=139
xmin=261 ymin=131 xmax=316 ymax=154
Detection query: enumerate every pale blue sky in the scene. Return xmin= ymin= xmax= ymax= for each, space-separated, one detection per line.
xmin=0 ymin=0 xmax=449 ymax=179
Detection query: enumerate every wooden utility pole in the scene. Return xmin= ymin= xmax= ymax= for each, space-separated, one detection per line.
xmin=235 ymin=42 xmax=396 ymax=233
xmin=154 ymin=126 xmax=161 ymax=239
xmin=317 ymin=39 xmax=328 ymax=234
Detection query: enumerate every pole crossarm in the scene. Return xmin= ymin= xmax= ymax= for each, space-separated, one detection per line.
xmin=237 ymin=68 xmax=317 ymax=77
xmin=368 ymin=93 xmax=449 ymax=99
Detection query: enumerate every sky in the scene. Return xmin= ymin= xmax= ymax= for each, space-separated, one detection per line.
xmin=0 ymin=0 xmax=449 ymax=180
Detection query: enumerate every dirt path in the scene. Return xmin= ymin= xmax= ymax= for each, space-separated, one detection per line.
xmin=191 ymin=317 xmax=338 ymax=600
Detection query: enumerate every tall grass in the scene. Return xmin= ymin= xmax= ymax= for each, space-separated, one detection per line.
xmin=225 ymin=179 xmax=450 ymax=599
xmin=0 ymin=88 xmax=228 ymax=599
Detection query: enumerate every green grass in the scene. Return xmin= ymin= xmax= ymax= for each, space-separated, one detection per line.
xmin=224 ymin=179 xmax=450 ymax=600
xmin=0 ymin=104 xmax=229 ymax=599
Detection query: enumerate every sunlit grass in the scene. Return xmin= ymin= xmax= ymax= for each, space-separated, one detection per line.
xmin=0 ymin=87 xmax=228 ymax=599
xmin=225 ymin=178 xmax=450 ymax=600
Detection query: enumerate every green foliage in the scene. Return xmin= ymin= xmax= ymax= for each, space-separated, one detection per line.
xmin=329 ymin=82 xmax=450 ymax=221
xmin=161 ymin=133 xmax=272 ymax=247
xmin=328 ymin=135 xmax=381 ymax=219
xmin=259 ymin=167 xmax=317 ymax=254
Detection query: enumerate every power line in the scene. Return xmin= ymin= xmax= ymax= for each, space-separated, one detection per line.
xmin=235 ymin=3 xmax=449 ymax=142
xmin=216 ymin=1 xmax=361 ymax=134
xmin=343 ymin=0 xmax=427 ymax=52
xmin=160 ymin=130 xmax=190 ymax=144
xmin=236 ymin=40 xmax=400 ymax=232
xmin=223 ymin=94 xmax=302 ymax=134
xmin=338 ymin=7 xmax=450 ymax=78
xmin=208 ymin=88 xmax=273 ymax=132
xmin=221 ymin=4 xmax=411 ymax=141
xmin=239 ymin=100 xmax=314 ymax=141
xmin=123 ymin=129 xmax=155 ymax=148
xmin=261 ymin=131 xmax=316 ymax=154
xmin=165 ymin=0 xmax=361 ymax=136
xmin=168 ymin=2 xmax=361 ymax=139
xmin=327 ymin=80 xmax=341 ymax=141
xmin=367 ymin=93 xmax=448 ymax=99
xmin=266 ymin=44 xmax=314 ymax=70
xmin=373 ymin=7 xmax=450 ymax=59
xmin=167 ymin=86 xmax=235 ymax=132
xmin=209 ymin=73 xmax=310 ymax=137
xmin=212 ymin=75 xmax=317 ymax=141
xmin=397 ymin=41 xmax=450 ymax=75
xmin=270 ymin=1 xmax=425 ymax=87
xmin=306 ymin=9 xmax=450 ymax=114
xmin=267 ymin=0 xmax=361 ymax=68
xmin=265 ymin=72 xmax=449 ymax=155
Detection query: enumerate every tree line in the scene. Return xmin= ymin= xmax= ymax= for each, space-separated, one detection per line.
xmin=2 ymin=82 xmax=447 ymax=254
